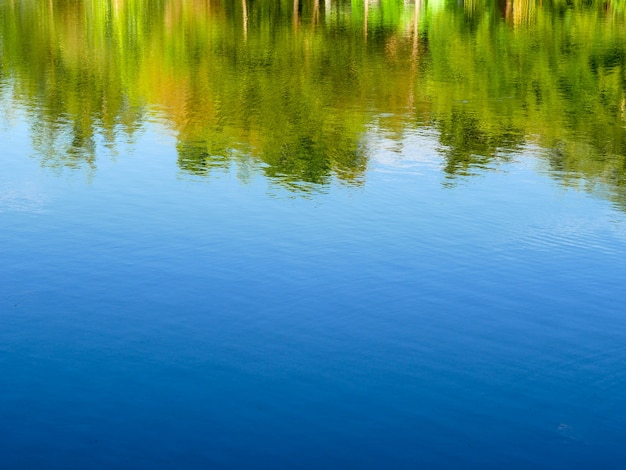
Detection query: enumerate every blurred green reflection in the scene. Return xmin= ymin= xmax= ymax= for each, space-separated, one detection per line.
xmin=1 ymin=0 xmax=625 ymax=201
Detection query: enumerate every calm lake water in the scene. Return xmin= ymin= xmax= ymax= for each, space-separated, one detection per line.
xmin=2 ymin=0 xmax=626 ymax=467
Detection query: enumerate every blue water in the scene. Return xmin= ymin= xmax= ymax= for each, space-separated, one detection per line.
xmin=2 ymin=115 xmax=626 ymax=468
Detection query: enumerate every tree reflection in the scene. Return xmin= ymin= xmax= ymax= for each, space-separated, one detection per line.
xmin=1 ymin=0 xmax=625 ymax=203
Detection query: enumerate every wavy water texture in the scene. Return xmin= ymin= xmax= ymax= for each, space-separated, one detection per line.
xmin=0 ymin=0 xmax=625 ymax=201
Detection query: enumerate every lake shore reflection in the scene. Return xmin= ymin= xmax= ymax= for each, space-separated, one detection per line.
xmin=1 ymin=0 xmax=626 ymax=203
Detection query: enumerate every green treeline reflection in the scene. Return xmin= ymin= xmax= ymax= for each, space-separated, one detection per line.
xmin=1 ymin=0 xmax=626 ymax=201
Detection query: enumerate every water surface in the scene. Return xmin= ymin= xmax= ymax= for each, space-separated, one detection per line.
xmin=1 ymin=0 xmax=626 ymax=468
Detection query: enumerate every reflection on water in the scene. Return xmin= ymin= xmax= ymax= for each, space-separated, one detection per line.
xmin=1 ymin=0 xmax=626 ymax=201
xmin=3 ymin=3 xmax=626 ymax=467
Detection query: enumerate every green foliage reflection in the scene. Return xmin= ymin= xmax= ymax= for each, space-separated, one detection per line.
xmin=1 ymin=0 xmax=626 ymax=202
